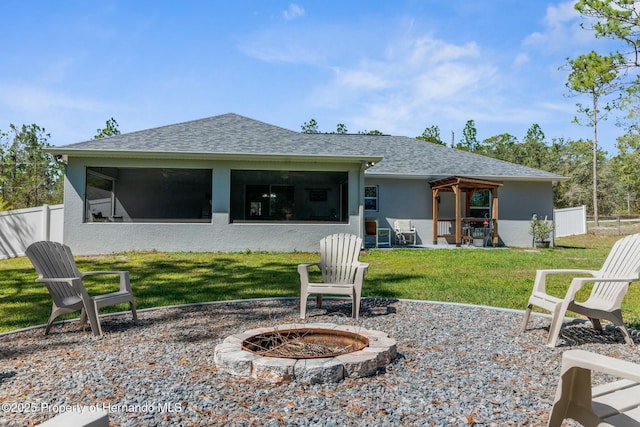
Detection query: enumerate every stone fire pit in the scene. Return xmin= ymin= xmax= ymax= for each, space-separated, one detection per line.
xmin=214 ymin=323 xmax=397 ymax=384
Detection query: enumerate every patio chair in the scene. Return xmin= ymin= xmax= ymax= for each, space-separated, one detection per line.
xmin=25 ymin=241 xmax=137 ymax=336
xmin=298 ymin=233 xmax=368 ymax=319
xmin=521 ymin=233 xmax=640 ymax=347
xmin=394 ymin=219 xmax=416 ymax=245
xmin=547 ymin=349 xmax=640 ymax=427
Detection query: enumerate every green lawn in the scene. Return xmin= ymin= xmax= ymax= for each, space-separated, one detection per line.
xmin=1 ymin=233 xmax=639 ymax=333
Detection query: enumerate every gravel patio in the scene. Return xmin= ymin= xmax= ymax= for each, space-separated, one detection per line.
xmin=1 ymin=298 xmax=639 ymax=426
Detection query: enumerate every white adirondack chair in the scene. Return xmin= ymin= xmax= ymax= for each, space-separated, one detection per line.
xmin=26 ymin=241 xmax=137 ymax=336
xmin=394 ymin=219 xmax=416 ymax=245
xmin=298 ymin=233 xmax=368 ymax=319
xmin=547 ymin=349 xmax=640 ymax=427
xmin=521 ymin=233 xmax=640 ymax=347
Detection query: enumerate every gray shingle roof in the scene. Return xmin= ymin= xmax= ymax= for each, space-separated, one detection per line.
xmin=50 ymin=113 xmax=563 ymax=181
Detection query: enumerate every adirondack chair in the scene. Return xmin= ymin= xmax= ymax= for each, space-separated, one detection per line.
xmin=394 ymin=219 xmax=416 ymax=245
xmin=25 ymin=241 xmax=137 ymax=336
xmin=547 ymin=349 xmax=640 ymax=427
xmin=521 ymin=233 xmax=640 ymax=347
xmin=298 ymin=233 xmax=368 ymax=319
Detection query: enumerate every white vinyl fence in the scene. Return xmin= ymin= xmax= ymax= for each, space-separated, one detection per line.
xmin=0 ymin=204 xmax=64 ymax=259
xmin=553 ymin=205 xmax=587 ymax=237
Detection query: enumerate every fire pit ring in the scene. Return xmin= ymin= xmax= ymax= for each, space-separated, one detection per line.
xmin=241 ymin=327 xmax=369 ymax=359
xmin=214 ymin=323 xmax=397 ymax=384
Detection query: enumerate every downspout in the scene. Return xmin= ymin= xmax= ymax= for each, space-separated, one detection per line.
xmin=359 ymin=161 xmax=367 ymax=244
xmin=359 ymin=160 xmax=376 ymax=246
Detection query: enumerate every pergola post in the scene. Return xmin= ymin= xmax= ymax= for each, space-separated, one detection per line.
xmin=432 ymin=189 xmax=439 ymax=245
xmin=454 ymin=186 xmax=462 ymax=247
xmin=491 ymin=188 xmax=499 ymax=246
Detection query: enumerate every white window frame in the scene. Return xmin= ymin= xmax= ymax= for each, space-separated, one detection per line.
xmin=365 ymin=185 xmax=378 ymax=211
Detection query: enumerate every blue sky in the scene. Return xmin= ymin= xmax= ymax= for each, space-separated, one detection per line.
xmin=0 ymin=1 xmax=624 ymax=153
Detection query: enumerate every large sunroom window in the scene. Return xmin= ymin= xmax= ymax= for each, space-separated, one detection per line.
xmin=230 ymin=170 xmax=348 ymax=222
xmin=85 ymin=167 xmax=212 ymax=223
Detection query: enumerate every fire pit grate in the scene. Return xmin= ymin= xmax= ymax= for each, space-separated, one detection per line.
xmin=214 ymin=323 xmax=397 ymax=384
xmin=242 ymin=328 xmax=369 ymax=359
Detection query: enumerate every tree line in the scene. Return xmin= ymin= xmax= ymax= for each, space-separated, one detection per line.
xmin=302 ymin=116 xmax=637 ymax=216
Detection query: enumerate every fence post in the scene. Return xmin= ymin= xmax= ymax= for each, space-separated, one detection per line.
xmin=41 ymin=204 xmax=50 ymax=241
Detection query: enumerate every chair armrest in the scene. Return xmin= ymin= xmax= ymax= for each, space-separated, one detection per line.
xmin=81 ymin=271 xmax=132 ymax=293
xmin=564 ymin=276 xmax=638 ymax=301
xmin=537 ymin=269 xmax=599 ymax=277
xmin=297 ymin=263 xmax=320 ymax=283
xmin=297 ymin=263 xmax=320 ymax=272
xmin=81 ymin=270 xmax=128 ymax=277
xmin=561 ymin=349 xmax=640 ymax=382
xmin=532 ymin=269 xmax=599 ymax=294
xmin=354 ymin=262 xmax=369 ymax=286
xmin=298 ymin=262 xmax=320 ymax=275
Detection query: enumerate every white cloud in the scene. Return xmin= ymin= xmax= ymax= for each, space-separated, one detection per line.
xmin=523 ymin=1 xmax=591 ymax=51
xmin=332 ymin=67 xmax=388 ymax=90
xmin=315 ymin=34 xmax=496 ymax=113
xmin=0 ymin=82 xmax=127 ymax=144
xmin=544 ymin=0 xmax=579 ymax=26
xmin=0 ymin=83 xmax=107 ymax=113
xmin=296 ymin=32 xmax=508 ymax=138
xmin=240 ymin=36 xmax=323 ymax=64
xmin=283 ymin=4 xmax=304 ymax=21
xmin=513 ymin=53 xmax=530 ymax=67
xmin=401 ymin=36 xmax=480 ymax=65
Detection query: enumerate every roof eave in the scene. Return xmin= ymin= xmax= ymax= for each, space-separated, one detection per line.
xmin=364 ymin=171 xmax=568 ymax=182
xmin=47 ymin=148 xmax=383 ymax=164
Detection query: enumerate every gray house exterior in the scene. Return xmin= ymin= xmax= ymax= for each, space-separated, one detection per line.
xmin=49 ymin=113 xmax=563 ymax=255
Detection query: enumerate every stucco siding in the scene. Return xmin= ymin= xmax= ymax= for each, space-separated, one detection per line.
xmin=497 ymin=181 xmax=555 ymax=247
xmin=363 ymin=178 xmax=555 ymax=247
xmin=364 ymin=178 xmax=430 ymax=245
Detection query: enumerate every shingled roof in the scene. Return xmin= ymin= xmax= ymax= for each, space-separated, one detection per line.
xmin=50 ymin=113 xmax=564 ymax=181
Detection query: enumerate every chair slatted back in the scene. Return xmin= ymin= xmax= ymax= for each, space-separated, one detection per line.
xmin=26 ymin=241 xmax=82 ymax=307
xmin=395 ymin=220 xmax=413 ymax=233
xmin=592 ymin=233 xmax=640 ymax=303
xmin=319 ymin=233 xmax=362 ymax=284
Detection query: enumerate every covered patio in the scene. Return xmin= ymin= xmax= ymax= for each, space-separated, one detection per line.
xmin=430 ymin=176 xmax=503 ymax=247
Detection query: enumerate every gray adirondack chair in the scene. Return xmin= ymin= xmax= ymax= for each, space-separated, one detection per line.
xmin=521 ymin=233 xmax=640 ymax=347
xmin=298 ymin=233 xmax=368 ymax=319
xmin=547 ymin=349 xmax=640 ymax=427
xmin=26 ymin=241 xmax=137 ymax=336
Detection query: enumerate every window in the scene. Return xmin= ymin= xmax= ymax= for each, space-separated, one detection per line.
xmin=85 ymin=167 xmax=212 ymax=223
xmin=86 ymin=170 xmax=116 ymax=221
xmin=469 ymin=190 xmax=490 ymax=218
xmin=364 ymin=186 xmax=378 ymax=211
xmin=230 ymin=170 xmax=348 ymax=222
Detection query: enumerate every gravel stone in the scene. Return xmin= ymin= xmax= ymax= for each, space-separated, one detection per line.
xmin=0 ymin=297 xmax=639 ymax=426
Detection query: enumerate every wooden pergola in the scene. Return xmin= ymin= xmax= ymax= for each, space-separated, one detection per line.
xmin=429 ymin=176 xmax=503 ymax=247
